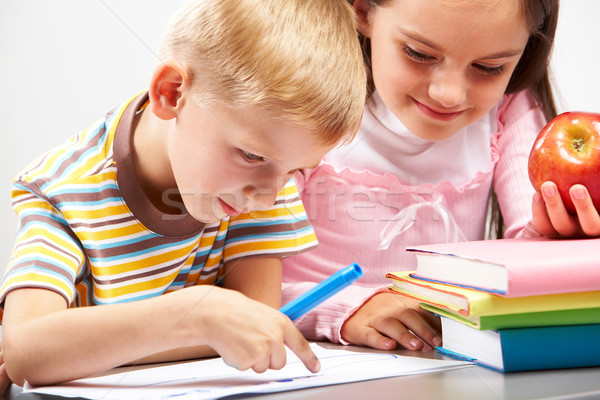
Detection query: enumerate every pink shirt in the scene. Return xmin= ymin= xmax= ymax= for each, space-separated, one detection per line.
xmin=282 ymin=89 xmax=545 ymax=343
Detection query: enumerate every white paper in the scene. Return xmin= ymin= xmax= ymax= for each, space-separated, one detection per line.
xmin=25 ymin=343 xmax=473 ymax=399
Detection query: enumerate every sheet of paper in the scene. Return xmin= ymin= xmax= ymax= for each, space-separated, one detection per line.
xmin=25 ymin=343 xmax=473 ymax=399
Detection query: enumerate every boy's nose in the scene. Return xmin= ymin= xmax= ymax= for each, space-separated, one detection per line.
xmin=242 ymin=183 xmax=280 ymax=211
xmin=427 ymin=69 xmax=467 ymax=109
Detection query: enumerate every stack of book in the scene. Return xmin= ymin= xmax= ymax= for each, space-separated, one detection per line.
xmin=386 ymin=237 xmax=600 ymax=372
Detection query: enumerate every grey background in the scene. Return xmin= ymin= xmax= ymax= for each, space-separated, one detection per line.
xmin=0 ymin=0 xmax=599 ymax=279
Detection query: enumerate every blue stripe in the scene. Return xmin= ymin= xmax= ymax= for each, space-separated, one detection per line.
xmin=19 ymin=209 xmax=69 ymax=227
xmin=216 ymin=230 xmax=227 ymax=241
xmin=47 ymin=182 xmax=119 ymax=197
xmin=167 ymin=281 xmax=186 ymax=290
xmin=193 ymin=247 xmax=212 ymax=259
xmin=88 ymin=239 xmax=200 ymax=263
xmin=39 ymin=119 xmax=110 ymax=190
xmin=84 ymin=233 xmax=158 ymax=251
xmin=228 ymin=217 xmax=308 ymax=231
xmin=54 ymin=197 xmax=123 ymax=209
xmin=16 ymin=229 xmax=82 ymax=264
xmin=8 ymin=265 xmax=75 ymax=284
xmin=12 ymin=182 xmax=37 ymax=193
xmin=47 ymin=138 xmax=110 ymax=189
xmin=94 ymin=289 xmax=167 ymax=305
xmin=85 ymin=234 xmax=215 ymax=254
xmin=11 ymin=258 xmax=77 ymax=280
xmin=225 ymin=224 xmax=314 ymax=244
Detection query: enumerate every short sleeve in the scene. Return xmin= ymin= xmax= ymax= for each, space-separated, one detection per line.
xmin=0 ymin=181 xmax=86 ymax=310
xmin=222 ymin=178 xmax=318 ymax=263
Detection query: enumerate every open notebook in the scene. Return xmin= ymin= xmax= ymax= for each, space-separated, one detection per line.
xmin=25 ymin=343 xmax=472 ymax=400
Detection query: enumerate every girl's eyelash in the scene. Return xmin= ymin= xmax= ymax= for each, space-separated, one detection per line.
xmin=403 ymin=44 xmax=505 ymax=77
xmin=403 ymin=46 xmax=435 ymax=62
xmin=473 ymin=64 xmax=505 ymax=76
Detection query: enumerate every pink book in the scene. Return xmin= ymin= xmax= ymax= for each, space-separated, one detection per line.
xmin=407 ymin=237 xmax=600 ymax=297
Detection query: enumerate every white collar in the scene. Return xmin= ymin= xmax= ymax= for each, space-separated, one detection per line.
xmin=325 ymin=91 xmax=497 ymax=186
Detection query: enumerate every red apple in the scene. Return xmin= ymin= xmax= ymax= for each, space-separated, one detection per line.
xmin=528 ymin=111 xmax=600 ymax=214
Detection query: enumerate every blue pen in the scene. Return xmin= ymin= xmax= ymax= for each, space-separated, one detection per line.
xmin=280 ymin=263 xmax=363 ymax=321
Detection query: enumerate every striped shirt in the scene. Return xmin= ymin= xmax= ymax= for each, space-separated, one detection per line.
xmin=0 ymin=92 xmax=317 ymax=312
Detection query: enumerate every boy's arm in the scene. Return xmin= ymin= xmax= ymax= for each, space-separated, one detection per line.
xmin=136 ymin=256 xmax=285 ymax=366
xmin=223 ymin=257 xmax=282 ymax=308
xmin=135 ymin=256 xmax=285 ymax=365
xmin=2 ymin=283 xmax=318 ymax=387
xmin=3 ymin=287 xmax=198 ymax=386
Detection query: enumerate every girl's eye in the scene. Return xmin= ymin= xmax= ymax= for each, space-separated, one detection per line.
xmin=241 ymin=150 xmax=265 ymax=163
xmin=473 ymin=63 xmax=505 ymax=76
xmin=403 ymin=46 xmax=435 ymax=63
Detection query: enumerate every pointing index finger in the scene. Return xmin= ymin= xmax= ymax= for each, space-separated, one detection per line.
xmin=283 ymin=322 xmax=320 ymax=373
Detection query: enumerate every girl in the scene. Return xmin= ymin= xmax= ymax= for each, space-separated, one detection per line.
xmin=282 ymin=0 xmax=600 ymax=352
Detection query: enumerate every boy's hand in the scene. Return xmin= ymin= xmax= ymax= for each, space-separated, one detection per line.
xmin=340 ymin=292 xmax=441 ymax=351
xmin=202 ymin=288 xmax=320 ymax=374
xmin=532 ymin=181 xmax=600 ymax=237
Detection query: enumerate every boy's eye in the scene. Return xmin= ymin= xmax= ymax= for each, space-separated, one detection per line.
xmin=403 ymin=46 xmax=435 ymax=63
xmin=473 ymin=63 xmax=505 ymax=77
xmin=241 ymin=150 xmax=265 ymax=163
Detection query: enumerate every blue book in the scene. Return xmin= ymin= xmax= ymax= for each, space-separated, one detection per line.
xmin=436 ymin=317 xmax=600 ymax=372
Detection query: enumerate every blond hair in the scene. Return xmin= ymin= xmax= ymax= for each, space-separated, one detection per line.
xmin=158 ymin=0 xmax=366 ymax=146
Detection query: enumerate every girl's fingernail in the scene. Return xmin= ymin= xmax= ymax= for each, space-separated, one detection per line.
xmin=543 ymin=185 xmax=555 ymax=197
xmin=409 ymin=338 xmax=421 ymax=348
xmin=572 ymin=186 xmax=586 ymax=200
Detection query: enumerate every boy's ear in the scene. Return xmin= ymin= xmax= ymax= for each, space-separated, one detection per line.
xmin=353 ymin=0 xmax=372 ymax=38
xmin=149 ymin=61 xmax=190 ymax=120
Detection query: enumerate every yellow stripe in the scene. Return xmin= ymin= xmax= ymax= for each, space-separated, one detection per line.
xmin=18 ymin=226 xmax=84 ymax=258
xmin=93 ymin=270 xmax=178 ymax=299
xmin=13 ymin=197 xmax=58 ymax=214
xmin=62 ymin=204 xmax=131 ymax=220
xmin=1 ymin=271 xmax=74 ymax=300
xmin=76 ymin=223 xmax=147 ymax=242
xmin=91 ymin=244 xmax=198 ymax=276
xmin=233 ymin=203 xmax=305 ymax=221
xmin=225 ymin=231 xmax=318 ymax=257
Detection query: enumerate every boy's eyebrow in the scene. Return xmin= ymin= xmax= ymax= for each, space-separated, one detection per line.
xmin=398 ymin=27 xmax=524 ymax=59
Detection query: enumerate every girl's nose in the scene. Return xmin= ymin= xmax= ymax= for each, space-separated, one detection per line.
xmin=427 ymin=68 xmax=467 ymax=109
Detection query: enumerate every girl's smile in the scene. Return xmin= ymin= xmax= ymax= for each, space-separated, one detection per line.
xmin=412 ymin=98 xmax=466 ymax=122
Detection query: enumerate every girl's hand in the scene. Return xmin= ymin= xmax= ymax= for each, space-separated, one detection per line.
xmin=532 ymin=181 xmax=600 ymax=237
xmin=0 ymin=341 xmax=12 ymax=395
xmin=340 ymin=292 xmax=441 ymax=351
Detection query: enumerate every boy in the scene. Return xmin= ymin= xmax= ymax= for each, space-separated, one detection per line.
xmin=0 ymin=0 xmax=366 ymax=388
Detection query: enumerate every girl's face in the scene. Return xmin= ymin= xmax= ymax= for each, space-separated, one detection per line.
xmin=357 ymin=0 xmax=530 ymax=141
